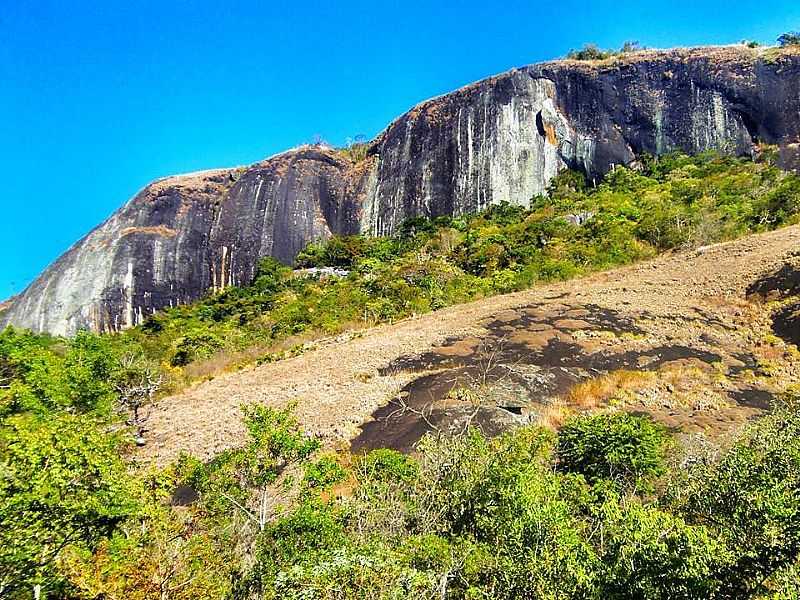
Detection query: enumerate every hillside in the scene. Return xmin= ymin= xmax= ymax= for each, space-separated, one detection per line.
xmin=4 ymin=150 xmax=800 ymax=597
xmin=141 ymin=222 xmax=800 ymax=464
xmin=2 ymin=44 xmax=800 ymax=335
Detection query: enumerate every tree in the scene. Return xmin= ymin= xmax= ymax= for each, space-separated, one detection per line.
xmin=778 ymin=31 xmax=800 ymax=47
xmin=668 ymin=404 xmax=800 ymax=597
xmin=599 ymin=499 xmax=726 ymax=599
xmin=183 ymin=404 xmax=319 ymax=532
xmin=0 ymin=413 xmax=139 ymax=598
xmin=112 ymin=353 xmax=162 ymax=444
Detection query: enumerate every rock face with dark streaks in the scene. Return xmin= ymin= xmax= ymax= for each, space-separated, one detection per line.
xmin=3 ymin=45 xmax=800 ymax=335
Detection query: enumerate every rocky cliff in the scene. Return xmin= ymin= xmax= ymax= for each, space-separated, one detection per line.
xmin=3 ymin=45 xmax=800 ymax=335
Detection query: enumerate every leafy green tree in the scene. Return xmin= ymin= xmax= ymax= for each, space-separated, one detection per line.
xmin=668 ymin=406 xmax=800 ymax=597
xmin=598 ymin=499 xmax=726 ymax=599
xmin=181 ymin=403 xmax=319 ymax=529
xmin=778 ymin=31 xmax=800 ymax=46
xmin=63 ymin=331 xmax=119 ymax=413
xmin=0 ymin=413 xmax=139 ymax=597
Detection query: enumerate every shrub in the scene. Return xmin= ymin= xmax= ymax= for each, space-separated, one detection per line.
xmin=355 ymin=447 xmax=419 ymax=483
xmin=302 ymin=454 xmax=347 ymax=491
xmin=258 ymin=500 xmax=346 ymax=565
xmin=556 ymin=412 xmax=668 ymax=491
xmin=170 ymin=329 xmax=224 ymax=366
xmin=567 ymin=43 xmax=615 ymax=61
xmin=619 ymin=40 xmax=643 ymax=53
xmin=240 ymin=403 xmax=320 ymax=487
xmin=778 ymin=31 xmax=800 ymax=47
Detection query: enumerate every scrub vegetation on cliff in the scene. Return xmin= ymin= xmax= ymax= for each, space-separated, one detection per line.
xmin=3 ymin=150 xmax=800 ymax=598
xmin=116 ymin=150 xmax=800 ymax=383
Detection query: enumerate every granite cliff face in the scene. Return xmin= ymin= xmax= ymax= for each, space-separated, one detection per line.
xmin=3 ymin=46 xmax=799 ymax=335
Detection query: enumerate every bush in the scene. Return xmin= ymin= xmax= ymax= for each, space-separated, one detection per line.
xmin=567 ymin=43 xmax=615 ymax=61
xmin=355 ymin=447 xmax=419 ymax=483
xmin=778 ymin=31 xmax=800 ymax=47
xmin=302 ymin=454 xmax=347 ymax=491
xmin=258 ymin=500 xmax=346 ymax=565
xmin=556 ymin=412 xmax=668 ymax=491
xmin=170 ymin=329 xmax=224 ymax=366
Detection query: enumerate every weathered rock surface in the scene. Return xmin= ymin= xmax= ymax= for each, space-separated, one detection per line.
xmin=4 ymin=46 xmax=800 ymax=335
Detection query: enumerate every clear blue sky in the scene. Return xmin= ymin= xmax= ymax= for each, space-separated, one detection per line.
xmin=1 ymin=1 xmax=798 ymax=299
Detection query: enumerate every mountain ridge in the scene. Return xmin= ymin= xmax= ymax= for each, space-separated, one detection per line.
xmin=3 ymin=44 xmax=800 ymax=336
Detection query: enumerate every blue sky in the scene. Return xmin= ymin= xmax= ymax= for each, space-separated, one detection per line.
xmin=1 ymin=1 xmax=798 ymax=299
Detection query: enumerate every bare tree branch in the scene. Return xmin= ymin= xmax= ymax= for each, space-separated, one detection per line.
xmin=114 ymin=353 xmax=162 ymax=441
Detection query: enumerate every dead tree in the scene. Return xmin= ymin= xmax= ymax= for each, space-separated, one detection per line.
xmin=113 ymin=353 xmax=162 ymax=444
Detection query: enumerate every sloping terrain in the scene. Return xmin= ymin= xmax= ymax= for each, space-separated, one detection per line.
xmin=140 ymin=224 xmax=800 ymax=465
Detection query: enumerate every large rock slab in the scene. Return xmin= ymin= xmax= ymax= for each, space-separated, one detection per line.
xmin=4 ymin=46 xmax=800 ymax=335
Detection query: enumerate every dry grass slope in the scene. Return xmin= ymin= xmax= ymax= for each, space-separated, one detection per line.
xmin=140 ymin=225 xmax=800 ymax=465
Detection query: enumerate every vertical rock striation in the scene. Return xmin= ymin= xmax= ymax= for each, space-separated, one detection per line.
xmin=3 ymin=46 xmax=799 ymax=335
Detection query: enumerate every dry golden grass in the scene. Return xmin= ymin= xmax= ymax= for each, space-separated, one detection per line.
xmin=174 ymin=332 xmax=322 ymax=390
xmin=119 ymin=225 xmax=177 ymax=238
xmin=754 ymin=337 xmax=789 ymax=363
xmin=565 ymin=370 xmax=655 ymax=409
xmin=536 ymin=400 xmax=572 ymax=430
xmin=179 ymin=344 xmax=272 ymax=383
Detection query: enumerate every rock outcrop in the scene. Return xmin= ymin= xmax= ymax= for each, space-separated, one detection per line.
xmin=4 ymin=45 xmax=800 ymax=335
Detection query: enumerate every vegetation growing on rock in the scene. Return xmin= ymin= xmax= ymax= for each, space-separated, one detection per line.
xmin=566 ymin=40 xmax=644 ymax=60
xmin=109 ymin=151 xmax=800 ymax=384
xmin=778 ymin=31 xmax=800 ymax=47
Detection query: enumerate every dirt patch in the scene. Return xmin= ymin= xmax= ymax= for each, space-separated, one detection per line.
xmin=120 ymin=225 xmax=178 ymax=238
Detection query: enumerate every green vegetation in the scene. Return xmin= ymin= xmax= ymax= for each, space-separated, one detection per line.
xmin=96 ymin=151 xmax=800 ymax=384
xmin=778 ymin=31 xmax=800 ymax=47
xmin=566 ymin=41 xmax=644 ymax=61
xmin=11 ymin=401 xmax=800 ymax=598
xmin=3 ymin=150 xmax=800 ymax=597
xmin=556 ymin=412 xmax=668 ymax=492
xmin=336 ymin=142 xmax=370 ymax=163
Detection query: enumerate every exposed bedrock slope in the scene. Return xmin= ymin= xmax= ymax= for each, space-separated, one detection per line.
xmin=3 ymin=46 xmax=799 ymax=335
